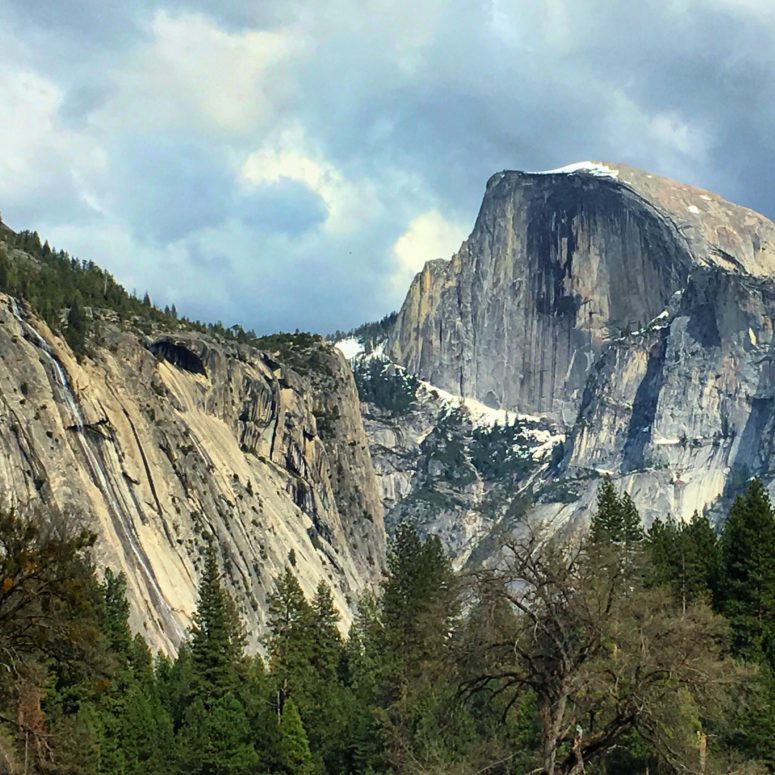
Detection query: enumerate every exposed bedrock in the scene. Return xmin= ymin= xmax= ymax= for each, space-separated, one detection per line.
xmin=0 ymin=298 xmax=384 ymax=652
xmin=387 ymin=163 xmax=775 ymax=534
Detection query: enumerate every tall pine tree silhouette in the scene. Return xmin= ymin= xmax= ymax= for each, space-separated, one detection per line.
xmin=721 ymin=478 xmax=775 ymax=665
xmin=189 ymin=541 xmax=245 ymax=703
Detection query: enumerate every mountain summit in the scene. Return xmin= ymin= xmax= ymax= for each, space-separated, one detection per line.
xmin=382 ymin=161 xmax=775 ymax=532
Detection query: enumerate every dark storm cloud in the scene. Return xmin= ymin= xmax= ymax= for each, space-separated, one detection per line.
xmin=1 ymin=0 xmax=775 ymax=334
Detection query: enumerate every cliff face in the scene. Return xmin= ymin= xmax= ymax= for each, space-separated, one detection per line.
xmin=0 ymin=295 xmax=384 ymax=652
xmin=388 ymin=162 xmax=775 ymax=531
xmin=7 ymin=157 xmax=775 ymax=644
xmin=389 ymin=163 xmax=775 ymax=421
xmin=361 ymin=378 xmax=563 ymax=567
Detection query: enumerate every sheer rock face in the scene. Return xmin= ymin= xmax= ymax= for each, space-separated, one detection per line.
xmin=389 ymin=164 xmax=775 ymax=421
xmin=388 ymin=163 xmax=775 ymax=531
xmin=0 ymin=297 xmax=384 ymax=652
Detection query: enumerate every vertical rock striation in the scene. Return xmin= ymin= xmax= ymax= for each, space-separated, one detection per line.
xmin=0 ymin=297 xmax=384 ymax=651
xmin=388 ymin=162 xmax=775 ymax=530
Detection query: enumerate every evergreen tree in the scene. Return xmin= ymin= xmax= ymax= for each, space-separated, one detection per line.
xmin=342 ymin=593 xmax=386 ymax=772
xmin=588 ymin=477 xmax=644 ymax=589
xmin=267 ymin=567 xmax=315 ymax=713
xmin=99 ymin=568 xmax=133 ymax=662
xmin=377 ymin=523 xmax=460 ymax=770
xmin=156 ymin=645 xmax=195 ymax=731
xmin=720 ymin=478 xmax=775 ymax=665
xmin=120 ymin=682 xmax=174 ymax=775
xmin=647 ymin=511 xmax=721 ymax=612
xmin=381 ymin=522 xmax=458 ymax=685
xmin=237 ymin=656 xmax=283 ymax=772
xmin=178 ymin=694 xmax=258 ymax=775
xmin=307 ymin=580 xmax=351 ymax=773
xmin=188 ymin=542 xmax=245 ymax=703
xmin=310 ymin=580 xmax=342 ymax=680
xmin=590 ymin=476 xmax=643 ymax=546
xmin=277 ymin=699 xmax=313 ymax=775
xmin=65 ymin=295 xmax=89 ymax=355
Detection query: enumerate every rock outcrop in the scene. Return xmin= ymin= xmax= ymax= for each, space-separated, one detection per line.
xmin=0 ymin=295 xmax=384 ymax=652
xmin=388 ymin=162 xmax=775 ymax=531
xmin=360 ymin=376 xmax=563 ymax=567
xmin=7 ymin=157 xmax=775 ymax=642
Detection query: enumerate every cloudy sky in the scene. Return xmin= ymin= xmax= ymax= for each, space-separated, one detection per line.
xmin=2 ymin=0 xmax=775 ymax=334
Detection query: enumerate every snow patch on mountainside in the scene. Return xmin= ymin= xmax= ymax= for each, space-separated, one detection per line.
xmin=418 ymin=380 xmax=565 ymax=460
xmin=335 ymin=338 xmax=386 ymax=362
xmin=334 ymin=337 xmax=364 ymax=360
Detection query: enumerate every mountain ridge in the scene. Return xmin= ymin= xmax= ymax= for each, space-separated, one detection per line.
xmin=367 ymin=161 xmax=775 ymax=559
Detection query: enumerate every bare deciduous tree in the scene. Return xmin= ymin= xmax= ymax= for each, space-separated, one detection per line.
xmin=459 ymin=522 xmax=743 ymax=774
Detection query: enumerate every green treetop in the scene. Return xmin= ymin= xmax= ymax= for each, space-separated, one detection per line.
xmin=188 ymin=542 xmax=245 ymax=703
xmin=720 ymin=478 xmax=775 ymax=665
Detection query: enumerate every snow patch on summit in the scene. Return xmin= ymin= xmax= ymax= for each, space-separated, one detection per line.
xmin=535 ymin=161 xmax=620 ymax=179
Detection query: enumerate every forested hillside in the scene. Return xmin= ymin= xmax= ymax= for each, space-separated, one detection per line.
xmin=1 ymin=479 xmax=773 ymax=774
xmin=0 ymin=225 xmax=328 ymax=361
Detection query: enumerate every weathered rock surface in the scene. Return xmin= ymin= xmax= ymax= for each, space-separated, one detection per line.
xmin=0 ymin=295 xmax=384 ymax=652
xmin=388 ymin=162 xmax=775 ymax=531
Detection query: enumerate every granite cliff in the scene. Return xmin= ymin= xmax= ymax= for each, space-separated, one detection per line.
xmin=0 ymin=255 xmax=384 ymax=651
xmin=6 ymin=157 xmax=775 ymax=643
xmin=382 ymin=162 xmax=775 ymax=548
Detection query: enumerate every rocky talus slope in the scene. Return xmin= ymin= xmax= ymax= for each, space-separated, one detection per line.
xmin=0 ymin=295 xmax=384 ymax=652
xmin=387 ymin=162 xmax=775 ymax=533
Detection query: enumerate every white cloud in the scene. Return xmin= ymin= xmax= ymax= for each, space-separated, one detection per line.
xmin=98 ymin=10 xmax=305 ymax=137
xmin=0 ymin=70 xmax=61 ymax=179
xmin=648 ymin=113 xmax=706 ymax=159
xmin=391 ymin=209 xmax=468 ymax=293
xmin=0 ymin=67 xmax=106 ymax=223
xmin=240 ymin=139 xmax=383 ymax=235
xmin=602 ymin=90 xmax=711 ymax=181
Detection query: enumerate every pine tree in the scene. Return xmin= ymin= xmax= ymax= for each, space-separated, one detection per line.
xmin=685 ymin=510 xmax=722 ymax=604
xmin=99 ymin=569 xmax=133 ymax=663
xmin=267 ymin=567 xmax=315 ymax=713
xmin=188 ymin=542 xmax=245 ymax=703
xmin=646 ymin=512 xmax=720 ymax=612
xmin=381 ymin=523 xmax=458 ymax=693
xmin=310 ymin=580 xmax=342 ymax=680
xmin=590 ymin=476 xmax=643 ymax=546
xmin=66 ymin=295 xmax=89 ymax=355
xmin=307 ymin=580 xmax=351 ymax=773
xmin=277 ymin=699 xmax=313 ymax=775
xmin=156 ymin=645 xmax=195 ymax=731
xmin=376 ymin=523 xmax=460 ymax=770
xmin=237 ymin=656 xmax=283 ymax=772
xmin=588 ymin=477 xmax=644 ymax=591
xmin=720 ymin=479 xmax=775 ymax=665
xmin=120 ymin=683 xmax=174 ymax=775
xmin=177 ymin=694 xmax=258 ymax=775
xmin=342 ymin=593 xmax=385 ymax=771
